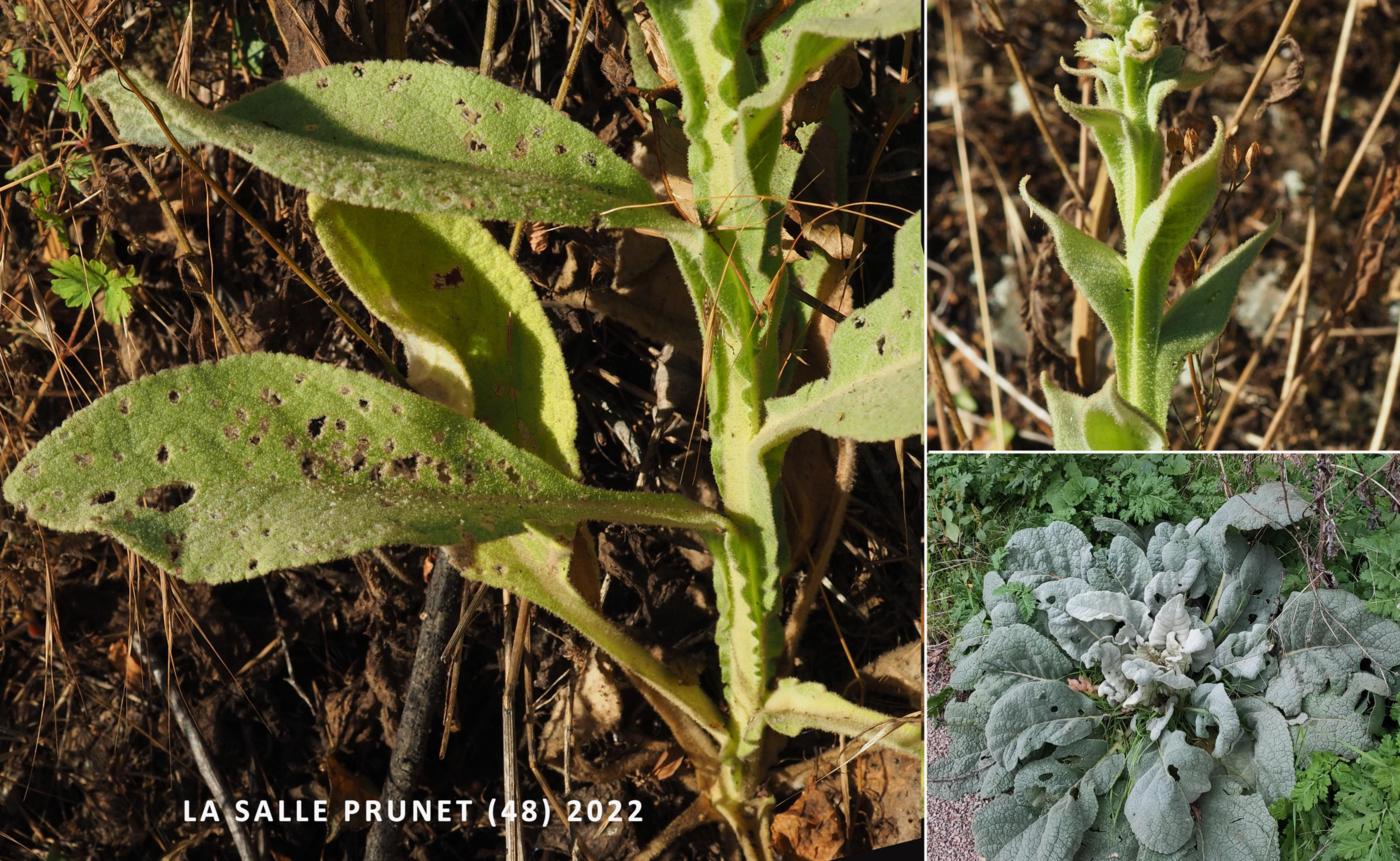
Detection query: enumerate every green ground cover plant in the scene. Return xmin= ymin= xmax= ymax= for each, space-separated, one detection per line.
xmin=2 ymin=4 xmax=921 ymax=857
xmin=1021 ymin=0 xmax=1276 ymax=449
xmin=1272 ymin=707 xmax=1400 ymax=861
xmin=929 ymin=481 xmax=1400 ymax=859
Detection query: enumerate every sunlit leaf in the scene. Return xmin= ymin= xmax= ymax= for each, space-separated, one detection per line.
xmin=2 ymin=354 xmax=727 ymax=584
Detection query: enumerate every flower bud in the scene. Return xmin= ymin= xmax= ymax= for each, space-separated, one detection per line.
xmin=1075 ymin=38 xmax=1121 ymax=73
xmin=1124 ymin=12 xmax=1161 ymax=60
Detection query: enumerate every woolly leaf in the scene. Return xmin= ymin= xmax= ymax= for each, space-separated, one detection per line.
xmin=1002 ymin=521 xmax=1095 ymax=581
xmin=1125 ymin=730 xmax=1215 ymax=853
xmin=1190 ymin=682 xmax=1243 ymax=758
xmin=1266 ymin=589 xmax=1400 ymax=716
xmin=1021 ymin=177 xmax=1133 ymax=349
xmin=1294 ymin=674 xmax=1392 ymax=759
xmin=1208 ymin=544 xmax=1284 ymax=637
xmin=756 ymin=212 xmax=923 ymax=450
xmin=986 ymin=680 xmax=1102 ymax=771
xmin=1 ymin=354 xmax=728 ymax=583
xmin=88 ymin=64 xmax=679 ymax=233
xmin=1095 ymin=517 xmax=1148 ymax=551
xmin=1102 ymin=533 xmax=1154 ymax=596
xmin=1212 ymin=623 xmax=1272 ymax=681
xmin=1235 ymin=697 xmax=1295 ymax=804
xmin=1065 ymin=589 xmax=1152 ymax=637
xmin=950 ymin=624 xmax=1076 ymax=690
xmin=1043 ymin=373 xmax=1167 ymax=451
xmin=1206 ymin=481 xmax=1311 ymax=534
xmin=1193 ymin=778 xmax=1279 ymax=861
xmin=1043 ymin=579 xmax=1125 ymax=662
xmin=972 ymin=748 xmax=1124 ymax=861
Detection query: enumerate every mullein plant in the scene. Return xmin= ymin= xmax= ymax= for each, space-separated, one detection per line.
xmin=1022 ymin=0 xmax=1278 ymax=450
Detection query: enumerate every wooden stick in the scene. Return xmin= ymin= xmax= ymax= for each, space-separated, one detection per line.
xmin=133 ymin=634 xmax=260 ymax=861
xmin=365 ymin=553 xmax=464 ymax=861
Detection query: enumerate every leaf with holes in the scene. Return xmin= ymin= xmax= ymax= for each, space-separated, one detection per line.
xmin=930 ymin=482 xmax=1399 ymax=860
xmin=88 ymin=63 xmax=683 ymax=234
xmin=1 ymin=353 xmax=727 ymax=584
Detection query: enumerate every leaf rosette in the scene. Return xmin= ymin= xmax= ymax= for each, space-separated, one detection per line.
xmin=931 ymin=483 xmax=1400 ymax=860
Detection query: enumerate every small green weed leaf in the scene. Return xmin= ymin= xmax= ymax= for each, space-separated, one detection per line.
xmin=2 ymin=354 xmax=727 ymax=584
xmin=1042 ymin=374 xmax=1166 ymax=451
xmin=1156 ymin=216 xmax=1279 ymax=390
xmin=754 ymin=212 xmax=922 ymax=451
xmin=1020 ymin=177 xmax=1132 ymax=349
xmin=308 ymin=197 xmax=578 ymax=474
xmin=6 ymin=49 xmax=37 ymax=110
xmin=1125 ymin=730 xmax=1215 ymax=853
xmin=1126 ymin=116 xmax=1224 ymax=327
xmin=760 ymin=678 xmax=920 ymax=757
xmin=88 ymin=63 xmax=679 ymax=233
xmin=48 ymin=257 xmax=138 ymax=325
xmin=56 ymin=77 xmax=88 ymax=131
xmin=742 ymin=0 xmax=920 ymax=159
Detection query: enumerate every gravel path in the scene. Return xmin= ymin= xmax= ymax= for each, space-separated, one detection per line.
xmin=925 ymin=646 xmax=984 ymax=861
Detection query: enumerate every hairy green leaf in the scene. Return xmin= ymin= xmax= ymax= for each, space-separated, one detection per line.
xmin=1146 ymin=47 xmax=1216 ymax=128
xmin=1156 ymin=217 xmax=1279 ymax=395
xmin=2 ymin=354 xmax=727 ymax=583
xmin=760 ymin=678 xmax=919 ymax=757
xmin=646 ymin=1 xmax=753 ymax=217
xmin=468 ymin=526 xmax=727 ymax=738
xmin=88 ymin=63 xmax=680 ymax=233
xmin=308 ymin=196 xmax=577 ymax=473
xmin=1050 ymin=87 xmax=1146 ymax=232
xmin=1042 ymin=374 xmax=1167 ymax=451
xmin=1125 ymin=117 xmax=1224 ymax=356
xmin=1021 ymin=178 xmax=1133 ymax=350
xmin=755 ymin=212 xmax=922 ymax=451
xmin=742 ymin=0 xmax=920 ymax=183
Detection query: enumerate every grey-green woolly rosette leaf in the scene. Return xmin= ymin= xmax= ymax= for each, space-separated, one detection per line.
xmin=929 ymin=483 xmax=1398 ymax=860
